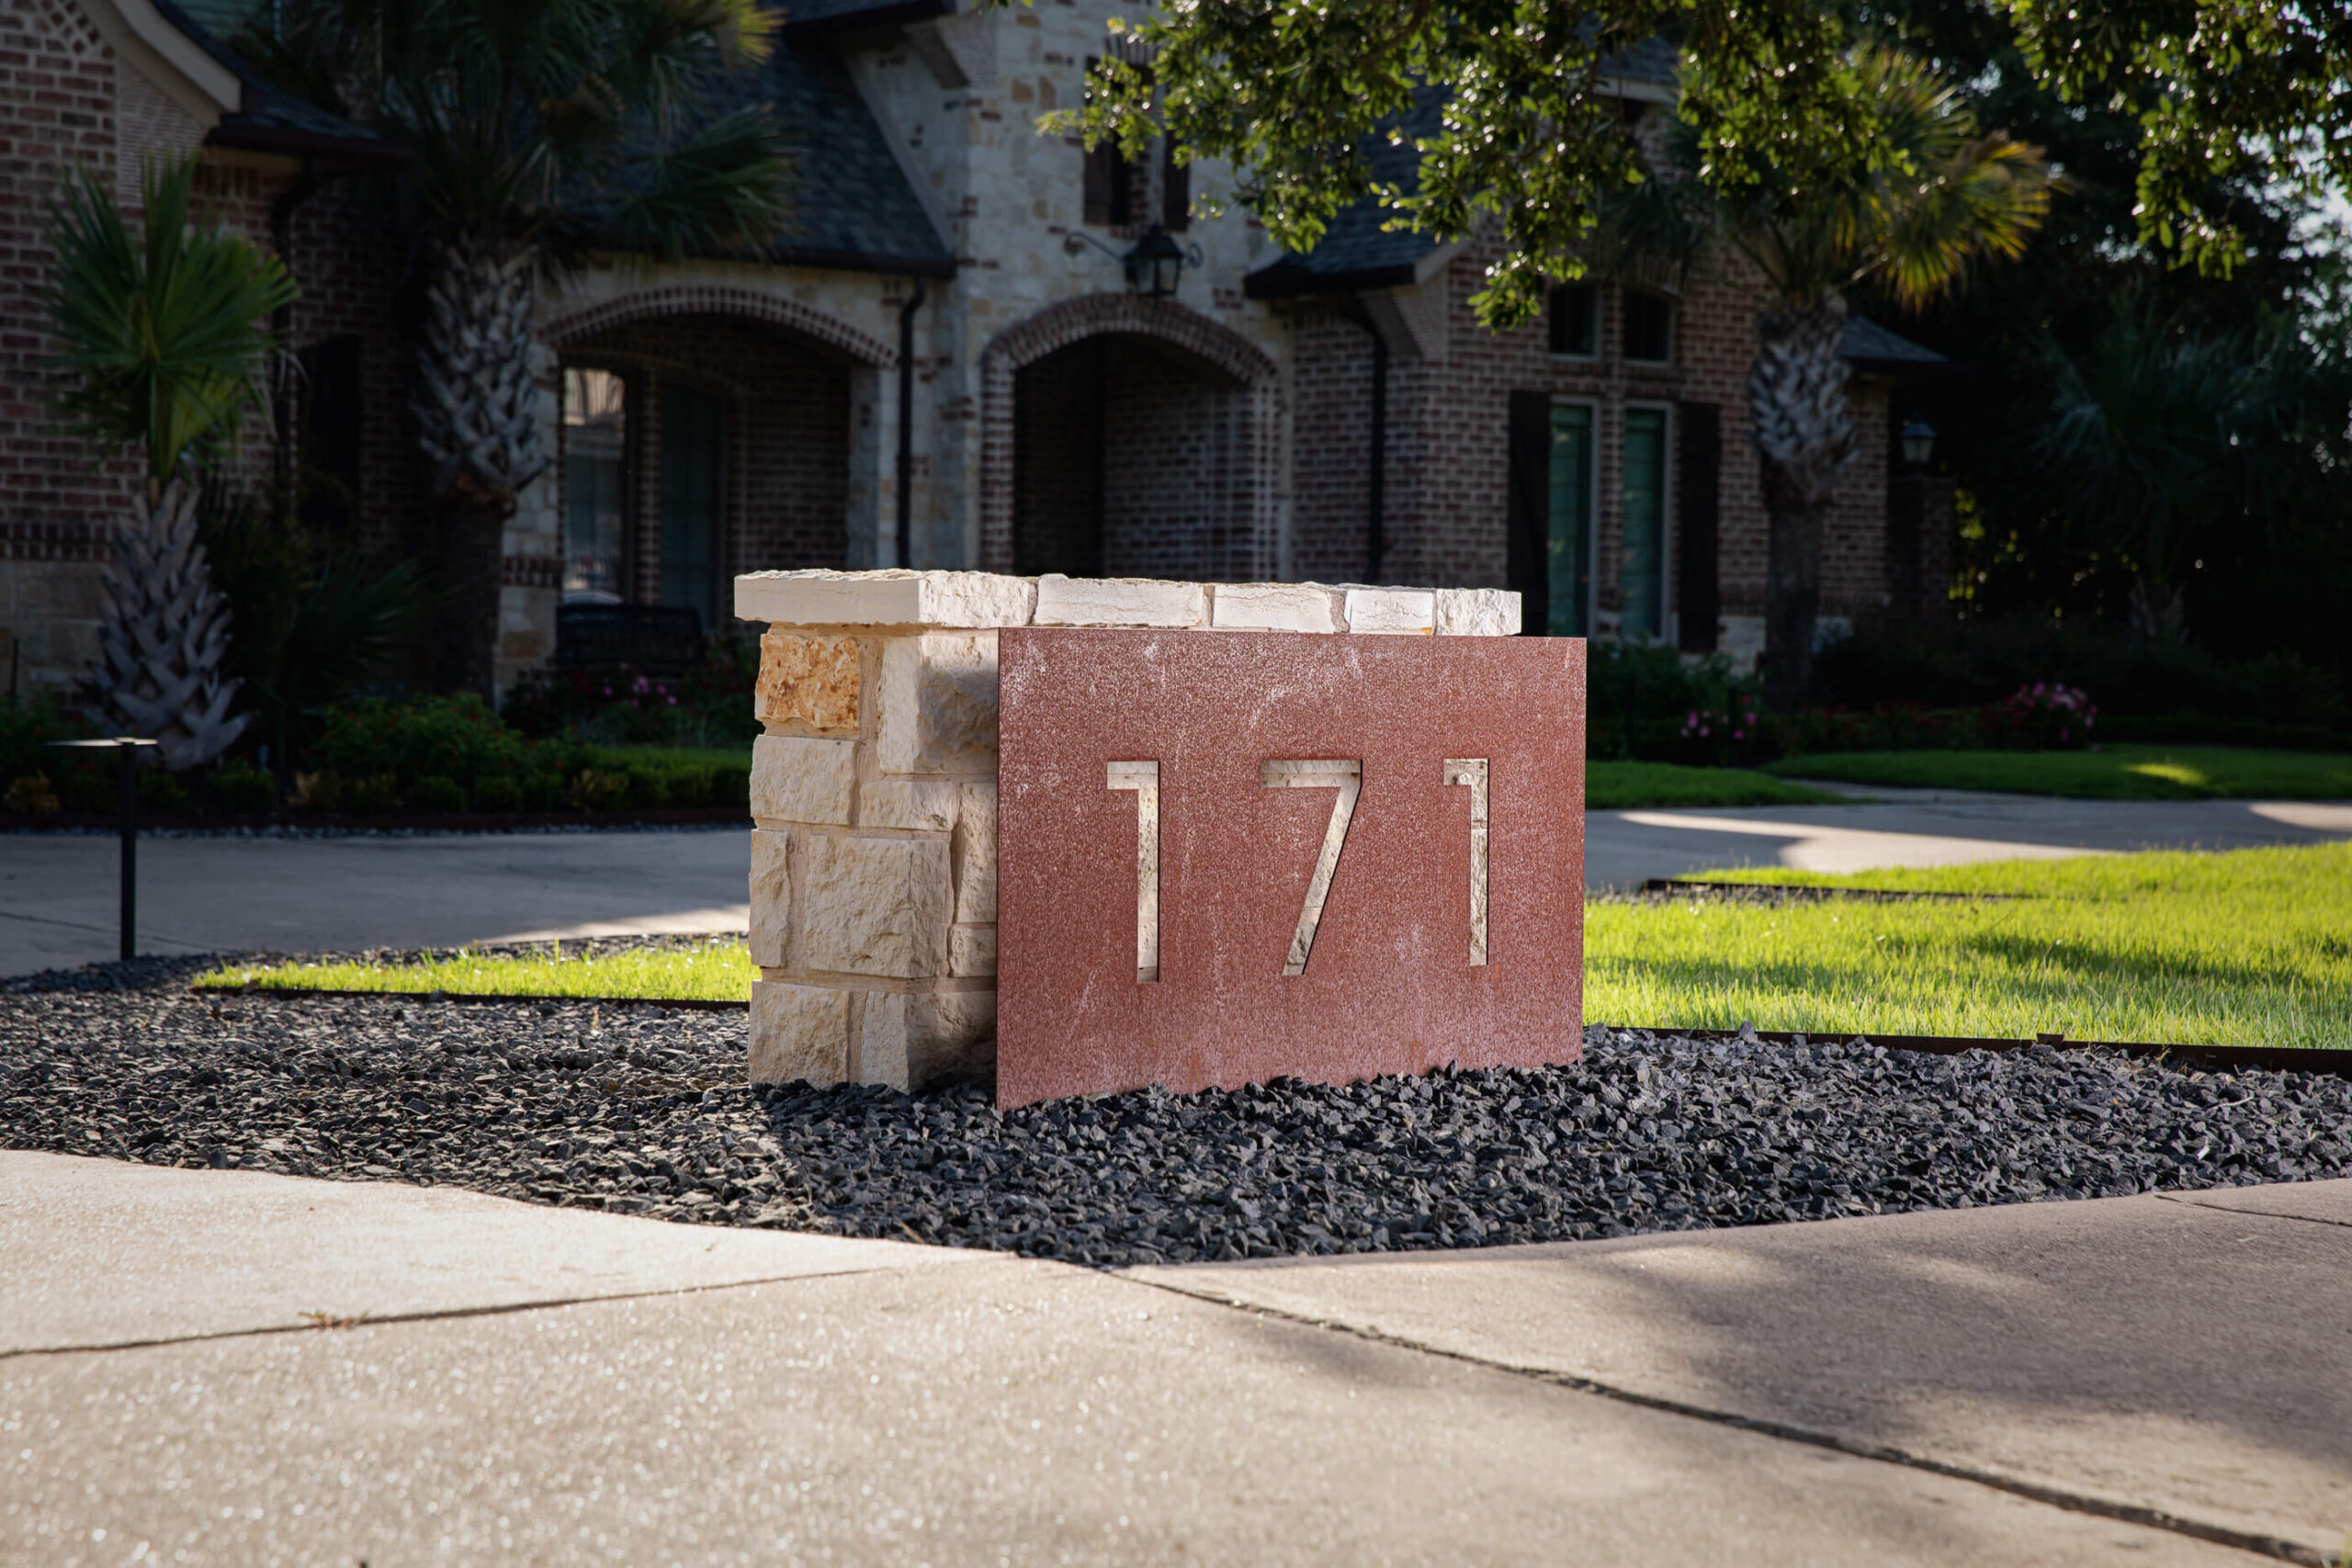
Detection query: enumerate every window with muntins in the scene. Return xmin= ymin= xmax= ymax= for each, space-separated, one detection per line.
xmin=561 ymin=367 xmax=629 ymax=604
xmin=1548 ymin=284 xmax=1599 ymax=357
xmin=1623 ymin=290 xmax=1674 ymax=364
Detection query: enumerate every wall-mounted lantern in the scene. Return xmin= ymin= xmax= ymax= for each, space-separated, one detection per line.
xmin=1899 ymin=417 xmax=1938 ymax=468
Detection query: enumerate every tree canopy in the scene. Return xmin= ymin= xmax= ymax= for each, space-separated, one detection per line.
xmin=1050 ymin=0 xmax=2352 ymax=328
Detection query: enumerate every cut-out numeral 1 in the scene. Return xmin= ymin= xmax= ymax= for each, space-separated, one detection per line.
xmin=1106 ymin=761 xmax=1159 ymax=982
xmin=1261 ymin=760 xmax=1362 ymax=976
xmin=1444 ymin=758 xmax=1489 ymax=965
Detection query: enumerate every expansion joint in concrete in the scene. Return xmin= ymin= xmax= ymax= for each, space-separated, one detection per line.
xmin=1115 ymin=1271 xmax=2332 ymax=1568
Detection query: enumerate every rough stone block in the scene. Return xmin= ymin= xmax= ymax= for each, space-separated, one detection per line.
xmin=737 ymin=568 xmax=1036 ymax=629
xmin=800 ymin=833 xmax=953 ymax=978
xmin=756 ymin=630 xmax=860 ymax=733
xmin=858 ymin=778 xmax=959 ymax=832
xmin=1212 ymin=581 xmax=1343 ymax=633
xmin=1344 ymin=586 xmax=1438 ymax=635
xmin=876 ymin=633 xmax=1000 ymax=775
xmin=950 ymin=922 xmax=997 ymax=977
xmin=751 ymin=735 xmax=857 ymax=826
xmin=1435 ymin=587 xmax=1523 ymax=637
xmin=748 ymin=982 xmax=849 ymax=1086
xmin=954 ymin=779 xmax=998 ymax=924
xmin=748 ymin=829 xmax=790 ymax=966
xmin=1033 ymin=573 xmax=1207 ymax=628
xmin=856 ymin=991 xmax=912 ymax=1089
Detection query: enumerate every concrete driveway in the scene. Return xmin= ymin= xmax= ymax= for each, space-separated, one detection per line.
xmin=5 ymin=791 xmax=2349 ymax=976
xmin=1584 ymin=785 xmax=2352 ymax=887
xmin=5 ymin=1150 xmax=2344 ymax=1565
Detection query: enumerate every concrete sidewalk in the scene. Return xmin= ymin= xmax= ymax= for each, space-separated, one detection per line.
xmin=6 ymin=794 xmax=2348 ymax=976
xmin=5 ymin=1151 xmax=2344 ymax=1564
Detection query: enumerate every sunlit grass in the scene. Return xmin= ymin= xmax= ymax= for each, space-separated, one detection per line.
xmin=196 ymin=844 xmax=2352 ymax=1052
xmin=1587 ymin=761 xmax=1844 ymax=809
xmin=196 ymin=941 xmax=755 ymax=1002
xmin=1766 ymin=744 xmax=2352 ymax=799
xmin=1589 ymin=843 xmax=2352 ymax=1049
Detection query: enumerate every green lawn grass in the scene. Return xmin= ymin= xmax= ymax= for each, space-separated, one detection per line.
xmin=1587 ymin=761 xmax=1845 ymax=809
xmin=198 ymin=841 xmax=2352 ymax=1052
xmin=1593 ymin=842 xmax=2352 ymax=1049
xmin=196 ymin=942 xmax=755 ymax=1002
xmin=1763 ymin=744 xmax=2352 ymax=800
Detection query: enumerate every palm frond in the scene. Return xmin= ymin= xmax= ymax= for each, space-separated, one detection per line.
xmin=596 ymin=107 xmax=792 ymax=260
xmin=39 ymin=155 xmax=297 ymax=482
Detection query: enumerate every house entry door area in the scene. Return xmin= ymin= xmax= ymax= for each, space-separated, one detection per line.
xmin=660 ymin=383 xmax=727 ymax=632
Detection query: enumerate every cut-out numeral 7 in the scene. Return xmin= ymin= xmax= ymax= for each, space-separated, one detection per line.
xmin=1261 ymin=760 xmax=1362 ymax=976
xmin=1106 ymin=761 xmax=1159 ymax=982
xmin=1444 ymin=758 xmax=1489 ymax=966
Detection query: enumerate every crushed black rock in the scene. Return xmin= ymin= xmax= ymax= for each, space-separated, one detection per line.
xmin=5 ymin=953 xmax=2348 ymax=1268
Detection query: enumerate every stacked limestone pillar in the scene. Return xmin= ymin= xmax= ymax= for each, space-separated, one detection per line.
xmin=736 ymin=569 xmax=1521 ymax=1091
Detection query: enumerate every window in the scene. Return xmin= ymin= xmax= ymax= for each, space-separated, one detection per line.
xmin=1161 ymin=135 xmax=1190 ymax=231
xmin=561 ymin=367 xmax=628 ymax=604
xmin=297 ymin=333 xmax=362 ymax=536
xmin=1623 ymin=290 xmax=1674 ymax=364
xmin=1545 ymin=403 xmax=1594 ymax=637
xmin=1548 ymin=284 xmax=1598 ymax=357
xmin=1621 ymin=407 xmax=1668 ymax=639
xmin=1081 ymin=57 xmax=1150 ymax=227
xmin=659 ymin=382 xmax=727 ymax=632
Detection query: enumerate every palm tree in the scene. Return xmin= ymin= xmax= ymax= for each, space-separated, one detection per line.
xmin=2038 ymin=299 xmax=2343 ymax=641
xmin=243 ymin=0 xmax=791 ymax=694
xmin=40 ymin=154 xmax=297 ymax=769
xmin=1620 ymin=49 xmax=2052 ymax=708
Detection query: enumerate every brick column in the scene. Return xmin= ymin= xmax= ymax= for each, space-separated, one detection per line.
xmin=737 ymin=569 xmax=1521 ymax=1091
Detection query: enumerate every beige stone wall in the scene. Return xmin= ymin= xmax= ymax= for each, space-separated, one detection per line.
xmin=737 ymin=568 xmax=1521 ymax=1091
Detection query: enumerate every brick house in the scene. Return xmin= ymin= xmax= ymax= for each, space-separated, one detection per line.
xmin=0 ymin=0 xmax=1947 ymax=699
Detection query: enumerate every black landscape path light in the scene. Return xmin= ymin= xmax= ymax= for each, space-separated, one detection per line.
xmin=45 ymin=736 xmax=160 ymax=961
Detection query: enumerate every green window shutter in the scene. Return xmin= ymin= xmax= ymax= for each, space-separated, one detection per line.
xmin=1676 ymin=400 xmax=1721 ymax=651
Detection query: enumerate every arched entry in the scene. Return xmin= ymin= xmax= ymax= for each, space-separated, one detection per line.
xmin=980 ymin=295 xmax=1279 ymax=579
xmin=543 ymin=290 xmax=886 ymax=633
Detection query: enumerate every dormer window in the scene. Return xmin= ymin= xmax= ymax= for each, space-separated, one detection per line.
xmin=1548 ymin=283 xmax=1599 ymax=357
xmin=1623 ymin=289 xmax=1674 ymax=365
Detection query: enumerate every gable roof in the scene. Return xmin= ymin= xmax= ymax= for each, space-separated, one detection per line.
xmin=158 ymin=0 xmax=949 ymax=275
xmin=1839 ymin=315 xmax=1952 ymax=375
xmin=712 ymin=39 xmax=954 ymax=275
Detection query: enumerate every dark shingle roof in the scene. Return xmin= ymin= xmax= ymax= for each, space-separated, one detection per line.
xmin=1603 ymin=37 xmax=1678 ymax=87
xmin=719 ymin=40 xmax=952 ymax=274
xmin=779 ymin=0 xmax=950 ymax=32
xmin=1248 ymin=50 xmax=1679 ymax=298
xmin=1840 ymin=316 xmax=1951 ymax=373
xmin=155 ymin=0 xmax=945 ymax=274
xmin=1243 ymin=85 xmax=1447 ymax=297
xmin=153 ymin=0 xmax=401 ymax=162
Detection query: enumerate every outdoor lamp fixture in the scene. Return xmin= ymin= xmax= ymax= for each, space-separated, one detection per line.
xmin=1899 ymin=417 xmax=1938 ymax=468
xmin=1124 ymin=224 xmax=1188 ymax=298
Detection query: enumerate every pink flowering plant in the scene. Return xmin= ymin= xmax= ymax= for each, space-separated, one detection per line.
xmin=1996 ymin=682 xmax=2098 ymax=749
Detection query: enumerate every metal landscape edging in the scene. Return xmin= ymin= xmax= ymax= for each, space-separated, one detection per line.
xmin=194 ymin=985 xmax=749 ymax=1011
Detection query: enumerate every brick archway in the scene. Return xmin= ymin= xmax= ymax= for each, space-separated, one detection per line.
xmin=979 ymin=294 xmax=1282 ymax=574
xmin=543 ymin=284 xmax=895 ymax=367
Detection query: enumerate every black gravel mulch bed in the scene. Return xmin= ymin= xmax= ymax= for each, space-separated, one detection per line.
xmin=6 ymin=954 xmax=2350 ymax=1268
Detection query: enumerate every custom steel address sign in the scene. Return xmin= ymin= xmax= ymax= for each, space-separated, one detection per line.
xmin=997 ymin=629 xmax=1585 ymax=1106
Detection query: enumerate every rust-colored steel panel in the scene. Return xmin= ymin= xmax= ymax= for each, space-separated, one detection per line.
xmin=997 ymin=628 xmax=1585 ymax=1107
